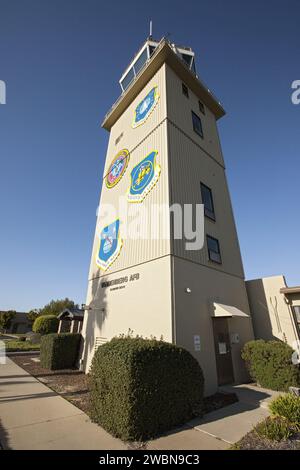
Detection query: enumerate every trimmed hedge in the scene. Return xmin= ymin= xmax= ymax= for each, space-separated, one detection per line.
xmin=89 ymin=337 xmax=204 ymax=441
xmin=241 ymin=340 xmax=300 ymax=392
xmin=40 ymin=333 xmax=81 ymax=370
xmin=33 ymin=315 xmax=58 ymax=335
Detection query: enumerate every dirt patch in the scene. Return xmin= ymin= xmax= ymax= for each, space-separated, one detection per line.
xmin=203 ymin=392 xmax=238 ymax=414
xmin=232 ymin=430 xmax=300 ymax=450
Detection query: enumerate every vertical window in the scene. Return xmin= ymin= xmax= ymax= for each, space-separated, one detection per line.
xmin=134 ymin=49 xmax=148 ymax=75
xmin=199 ymin=100 xmax=205 ymax=115
xmin=121 ymin=67 xmax=135 ymax=91
xmin=207 ymin=235 xmax=222 ymax=264
xmin=191 ymin=111 xmax=203 ymax=138
xmin=149 ymin=45 xmax=156 ymax=56
xmin=294 ymin=306 xmax=300 ymax=324
xmin=201 ymin=183 xmax=215 ymax=220
xmin=182 ymin=83 xmax=189 ymax=98
xmin=293 ymin=306 xmax=300 ymax=338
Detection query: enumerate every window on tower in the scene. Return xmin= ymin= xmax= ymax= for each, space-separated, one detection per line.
xmin=134 ymin=49 xmax=148 ymax=75
xmin=201 ymin=183 xmax=215 ymax=221
xmin=182 ymin=83 xmax=189 ymax=98
xmin=199 ymin=100 xmax=205 ymax=115
xmin=121 ymin=67 xmax=135 ymax=91
xmin=192 ymin=111 xmax=203 ymax=138
xmin=207 ymin=235 xmax=222 ymax=264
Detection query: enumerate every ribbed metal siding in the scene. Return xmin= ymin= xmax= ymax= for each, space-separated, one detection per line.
xmin=165 ymin=65 xmax=225 ymax=168
xmin=103 ymin=64 xmax=168 ymax=178
xmin=89 ymin=119 xmax=170 ymax=280
xmin=168 ymin=121 xmax=244 ymax=279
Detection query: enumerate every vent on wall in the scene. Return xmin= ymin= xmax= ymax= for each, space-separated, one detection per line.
xmin=94 ymin=337 xmax=107 ymax=352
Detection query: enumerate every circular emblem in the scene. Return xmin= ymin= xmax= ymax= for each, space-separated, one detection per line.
xmin=106 ymin=149 xmax=130 ymax=188
xmin=132 ymin=160 xmax=153 ymax=191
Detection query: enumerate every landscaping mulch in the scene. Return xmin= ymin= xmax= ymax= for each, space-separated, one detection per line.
xmin=232 ymin=431 xmax=300 ymax=450
xmin=11 ymin=354 xmax=238 ymax=422
xmin=203 ymin=392 xmax=238 ymax=414
xmin=11 ymin=354 xmax=91 ymax=414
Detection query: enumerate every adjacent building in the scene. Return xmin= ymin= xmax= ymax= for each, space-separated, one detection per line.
xmin=81 ymin=37 xmax=254 ymax=395
xmin=246 ymin=276 xmax=300 ymax=348
xmin=1 ymin=311 xmax=32 ymax=334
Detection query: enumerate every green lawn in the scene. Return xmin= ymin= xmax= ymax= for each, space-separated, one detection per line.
xmin=4 ymin=340 xmax=40 ymax=352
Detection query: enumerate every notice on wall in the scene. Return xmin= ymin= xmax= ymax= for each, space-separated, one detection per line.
xmin=193 ymin=335 xmax=201 ymax=352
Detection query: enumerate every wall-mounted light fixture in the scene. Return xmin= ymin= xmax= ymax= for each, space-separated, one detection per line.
xmin=185 ymin=287 xmax=192 ymax=294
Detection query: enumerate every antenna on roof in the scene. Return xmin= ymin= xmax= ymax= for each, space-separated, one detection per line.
xmin=149 ymin=20 xmax=153 ymax=39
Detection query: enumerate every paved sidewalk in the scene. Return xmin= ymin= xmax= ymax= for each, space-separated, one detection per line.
xmin=0 ymin=358 xmax=126 ymax=450
xmin=0 ymin=357 xmax=277 ymax=450
xmin=149 ymin=384 xmax=278 ymax=449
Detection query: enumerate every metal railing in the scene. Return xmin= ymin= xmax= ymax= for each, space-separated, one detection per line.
xmin=102 ymin=38 xmax=224 ymax=125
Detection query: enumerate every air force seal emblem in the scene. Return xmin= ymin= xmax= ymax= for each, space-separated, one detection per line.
xmin=132 ymin=86 xmax=159 ymax=128
xmin=106 ymin=149 xmax=130 ymax=189
xmin=96 ymin=219 xmax=122 ymax=271
xmin=127 ymin=151 xmax=161 ymax=203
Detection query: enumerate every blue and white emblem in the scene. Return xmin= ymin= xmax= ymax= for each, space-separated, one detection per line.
xmin=127 ymin=151 xmax=161 ymax=203
xmin=96 ymin=219 xmax=122 ymax=271
xmin=132 ymin=86 xmax=159 ymax=128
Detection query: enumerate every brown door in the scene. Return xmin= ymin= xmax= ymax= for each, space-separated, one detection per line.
xmin=212 ymin=318 xmax=234 ymax=385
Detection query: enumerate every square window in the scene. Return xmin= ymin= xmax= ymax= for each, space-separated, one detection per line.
xmin=192 ymin=111 xmax=203 ymax=138
xmin=201 ymin=183 xmax=215 ymax=220
xmin=207 ymin=235 xmax=222 ymax=264
xmin=199 ymin=100 xmax=205 ymax=115
xmin=182 ymin=83 xmax=189 ymax=98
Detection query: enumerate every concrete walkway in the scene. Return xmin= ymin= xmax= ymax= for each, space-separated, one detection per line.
xmin=0 ymin=358 xmax=126 ymax=450
xmin=0 ymin=357 xmax=278 ymax=450
xmin=148 ymin=384 xmax=278 ymax=450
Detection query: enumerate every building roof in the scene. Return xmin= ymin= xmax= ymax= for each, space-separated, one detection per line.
xmin=280 ymin=286 xmax=300 ymax=295
xmin=102 ymin=38 xmax=225 ymax=130
xmin=0 ymin=310 xmax=27 ymax=315
xmin=57 ymin=308 xmax=84 ymax=321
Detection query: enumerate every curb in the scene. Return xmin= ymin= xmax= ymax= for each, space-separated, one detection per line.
xmin=6 ymin=350 xmax=40 ymax=356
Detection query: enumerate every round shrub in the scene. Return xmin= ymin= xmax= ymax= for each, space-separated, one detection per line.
xmin=32 ymin=315 xmax=58 ymax=335
xmin=241 ymin=340 xmax=300 ymax=391
xmin=270 ymin=394 xmax=300 ymax=426
xmin=89 ymin=337 xmax=205 ymax=441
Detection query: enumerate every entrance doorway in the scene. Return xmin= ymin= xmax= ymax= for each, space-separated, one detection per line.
xmin=212 ymin=317 xmax=234 ymax=385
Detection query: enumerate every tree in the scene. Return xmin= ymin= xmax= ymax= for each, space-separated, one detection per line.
xmin=0 ymin=310 xmax=16 ymax=333
xmin=40 ymin=298 xmax=78 ymax=317
xmin=27 ymin=309 xmax=41 ymax=323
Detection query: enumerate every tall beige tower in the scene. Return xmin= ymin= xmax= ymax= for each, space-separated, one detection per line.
xmin=81 ymin=38 xmax=254 ymax=394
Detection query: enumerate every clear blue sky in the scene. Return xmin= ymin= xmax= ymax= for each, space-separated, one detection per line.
xmin=0 ymin=0 xmax=299 ymax=311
